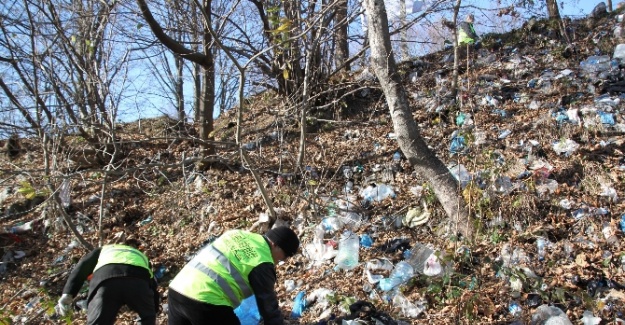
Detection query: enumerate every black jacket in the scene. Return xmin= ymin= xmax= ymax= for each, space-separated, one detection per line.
xmin=62 ymin=247 xmax=159 ymax=310
xmin=248 ymin=261 xmax=283 ymax=325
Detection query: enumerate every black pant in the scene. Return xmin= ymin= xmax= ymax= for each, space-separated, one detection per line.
xmin=167 ymin=289 xmax=240 ymax=325
xmin=87 ymin=277 xmax=156 ymax=325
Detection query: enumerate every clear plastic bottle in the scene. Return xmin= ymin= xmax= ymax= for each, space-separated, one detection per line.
xmin=536 ymin=237 xmax=546 ymax=261
xmin=334 ymin=231 xmax=360 ymax=270
xmin=378 ymin=261 xmax=414 ymax=291
xmin=405 ymin=243 xmax=434 ymax=274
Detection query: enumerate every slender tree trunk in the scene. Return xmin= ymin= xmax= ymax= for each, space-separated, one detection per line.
xmin=175 ymin=55 xmax=185 ymax=122
xmin=334 ymin=0 xmax=350 ymax=71
xmin=608 ymin=0 xmax=613 ymax=12
xmin=363 ymin=0 xmax=473 ymax=240
xmin=546 ymin=0 xmax=561 ymax=20
xmin=399 ymin=0 xmax=410 ymax=61
xmin=451 ymin=0 xmax=462 ymax=97
xmin=200 ymin=0 xmax=215 ymax=150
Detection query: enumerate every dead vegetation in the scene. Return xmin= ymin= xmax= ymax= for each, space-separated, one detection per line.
xmin=0 ymin=12 xmax=625 ymax=325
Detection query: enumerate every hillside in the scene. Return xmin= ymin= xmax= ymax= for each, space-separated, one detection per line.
xmin=1 ymin=7 xmax=625 ymax=325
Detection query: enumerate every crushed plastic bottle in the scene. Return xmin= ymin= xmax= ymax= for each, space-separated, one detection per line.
xmin=321 ymin=217 xmax=343 ymax=233
xmin=392 ymin=293 xmax=426 ymax=318
xmin=379 ymin=261 xmax=414 ymax=291
xmin=366 ymin=258 xmax=394 ymax=271
xmin=535 ymin=239 xmax=546 ymax=261
xmin=620 ymin=214 xmax=625 ymax=232
xmin=334 ymin=231 xmax=360 ymax=270
xmin=405 ymin=243 xmax=442 ymax=276
xmin=360 ymin=184 xmax=396 ymax=202
xmin=449 ymin=134 xmax=466 ymax=154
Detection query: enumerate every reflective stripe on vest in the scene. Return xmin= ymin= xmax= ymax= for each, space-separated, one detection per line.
xmin=93 ymin=245 xmax=153 ymax=278
xmin=188 ymin=245 xmax=252 ymax=306
xmin=169 ymin=230 xmax=274 ymax=307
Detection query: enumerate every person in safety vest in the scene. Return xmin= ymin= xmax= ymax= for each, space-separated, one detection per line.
xmin=167 ymin=226 xmax=300 ymax=325
xmin=458 ymin=14 xmax=480 ymax=47
xmin=55 ymin=235 xmax=159 ymax=325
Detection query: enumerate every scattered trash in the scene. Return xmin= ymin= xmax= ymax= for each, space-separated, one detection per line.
xmin=531 ymin=304 xmax=572 ymax=325
xmin=404 ymin=243 xmax=442 ymax=276
xmin=392 ymin=293 xmax=426 ymax=318
xmin=552 ymin=139 xmax=579 ymax=156
xmin=360 ymin=233 xmax=373 ymax=248
xmin=508 ymin=301 xmax=522 ymax=317
xmin=402 ymin=202 xmax=429 ymax=228
xmin=291 ymin=291 xmax=307 ymax=319
xmin=581 ymin=310 xmax=602 ymax=325
xmin=379 ymin=261 xmax=414 ymax=291
xmin=360 ymin=183 xmax=396 ymax=202
xmin=335 ymin=231 xmax=360 ymax=270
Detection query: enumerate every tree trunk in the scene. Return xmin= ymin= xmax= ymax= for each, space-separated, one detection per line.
xmin=451 ymin=0 xmax=462 ymax=97
xmin=200 ymin=0 xmax=215 ymax=150
xmin=399 ymin=0 xmax=410 ymax=62
xmin=607 ymin=0 xmax=613 ymax=12
xmin=546 ymin=0 xmax=561 ymax=20
xmin=175 ymin=55 xmax=185 ymax=122
xmin=362 ymin=0 xmax=473 ymax=240
xmin=334 ymin=0 xmax=350 ymax=71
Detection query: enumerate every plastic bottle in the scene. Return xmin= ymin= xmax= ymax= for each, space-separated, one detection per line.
xmin=361 ymin=184 xmax=396 ymax=202
xmin=234 ymin=295 xmax=261 ymax=325
xmin=393 ymin=151 xmax=401 ymax=163
xmin=334 ymin=231 xmax=360 ymax=270
xmin=536 ymin=237 xmax=546 ymax=261
xmin=290 ymin=291 xmax=307 ymax=319
xmin=366 ymin=258 xmax=394 ymax=271
xmin=405 ymin=243 xmax=435 ymax=274
xmin=378 ymin=261 xmax=414 ymax=291
xmin=619 ymin=214 xmax=625 ymax=232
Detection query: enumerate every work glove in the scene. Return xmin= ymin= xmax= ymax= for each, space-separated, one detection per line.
xmin=55 ymin=294 xmax=73 ymax=316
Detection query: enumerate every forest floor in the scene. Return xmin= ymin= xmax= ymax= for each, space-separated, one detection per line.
xmin=1 ymin=8 xmax=625 ymax=325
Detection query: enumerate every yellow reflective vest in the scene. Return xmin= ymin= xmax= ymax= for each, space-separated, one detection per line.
xmin=169 ymin=230 xmax=274 ymax=307
xmin=93 ymin=244 xmax=153 ymax=278
xmin=458 ymin=22 xmax=477 ymax=45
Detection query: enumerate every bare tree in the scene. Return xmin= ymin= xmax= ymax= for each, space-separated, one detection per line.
xmin=0 ymin=0 xmax=138 ymax=249
xmin=136 ymin=0 xmax=215 ymax=150
xmin=362 ymin=0 xmax=473 ymax=239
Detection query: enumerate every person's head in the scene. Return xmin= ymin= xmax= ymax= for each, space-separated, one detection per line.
xmin=265 ymin=226 xmax=300 ymax=264
xmin=465 ymin=14 xmax=474 ymax=23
